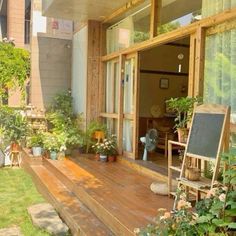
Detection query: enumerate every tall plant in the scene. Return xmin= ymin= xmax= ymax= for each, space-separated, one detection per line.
xmin=0 ymin=41 xmax=30 ymax=102
xmin=166 ymin=96 xmax=201 ymax=130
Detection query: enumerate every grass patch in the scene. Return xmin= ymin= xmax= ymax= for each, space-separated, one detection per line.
xmin=0 ymin=167 xmax=51 ymax=235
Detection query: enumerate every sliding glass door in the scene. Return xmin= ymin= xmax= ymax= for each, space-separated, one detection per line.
xmin=122 ymin=54 xmax=139 ymax=158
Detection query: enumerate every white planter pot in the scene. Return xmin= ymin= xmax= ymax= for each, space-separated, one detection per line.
xmin=32 ymin=147 xmax=42 ymax=157
xmin=100 ymin=155 xmax=107 ymax=162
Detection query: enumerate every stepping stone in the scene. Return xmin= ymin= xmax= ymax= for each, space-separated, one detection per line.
xmin=0 ymin=226 xmax=22 ymax=236
xmin=28 ymin=203 xmax=69 ymax=236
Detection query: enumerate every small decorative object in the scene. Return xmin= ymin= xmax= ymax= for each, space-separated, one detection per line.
xmin=150 ymin=105 xmax=161 ymax=118
xmin=185 ymin=167 xmax=201 ymax=181
xmin=57 ymin=151 xmax=65 ymax=161
xmin=159 ymin=78 xmax=169 ymax=89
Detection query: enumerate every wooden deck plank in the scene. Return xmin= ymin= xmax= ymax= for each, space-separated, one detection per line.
xmin=31 ymin=165 xmax=114 ymax=236
xmin=44 ymin=156 xmax=173 ymax=234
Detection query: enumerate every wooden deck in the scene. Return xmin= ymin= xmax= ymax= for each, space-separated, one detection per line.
xmin=22 ymin=151 xmax=174 ymax=236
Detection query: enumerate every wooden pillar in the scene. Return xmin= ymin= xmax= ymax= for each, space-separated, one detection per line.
xmin=194 ymin=27 xmax=206 ymax=97
xmin=86 ymin=20 xmax=102 ymax=124
xmin=188 ymin=33 xmax=196 ymax=97
xmin=7 ymin=0 xmax=25 ymax=48
xmin=117 ymin=54 xmax=125 ymax=155
xmin=150 ymin=0 xmax=161 ymax=38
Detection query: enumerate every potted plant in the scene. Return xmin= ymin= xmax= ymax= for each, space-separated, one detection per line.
xmin=28 ymin=132 xmax=44 ymax=157
xmin=106 ymin=135 xmax=118 ymax=162
xmin=166 ymin=96 xmax=201 ymax=143
xmin=92 ymin=143 xmax=102 ymax=161
xmin=42 ymin=132 xmax=65 ymax=160
xmin=0 ymin=107 xmax=29 ymax=151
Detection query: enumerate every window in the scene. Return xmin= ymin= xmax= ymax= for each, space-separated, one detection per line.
xmin=105 ymin=60 xmax=120 ymax=114
xmin=157 ymin=0 xmax=202 ymax=35
xmin=106 ymin=0 xmax=151 ymax=54
xmin=25 ymin=0 xmax=31 ymax=44
xmin=204 ymin=24 xmax=236 ymax=146
xmin=202 ymin=0 xmax=236 ymax=18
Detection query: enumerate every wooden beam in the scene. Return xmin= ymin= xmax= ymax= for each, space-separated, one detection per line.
xmin=140 ymin=69 xmax=188 ymax=76
xmin=188 ymin=32 xmax=196 ymax=97
xmin=102 ymin=7 xmax=236 ymax=62
xmin=102 ymin=0 xmax=146 ymax=24
xmin=150 ymin=0 xmax=161 ymax=38
xmin=194 ymin=27 xmax=205 ymax=97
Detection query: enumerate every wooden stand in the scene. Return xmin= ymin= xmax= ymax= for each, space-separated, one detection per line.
xmin=168 ymin=140 xmax=186 ymax=196
xmin=174 ymin=104 xmax=230 ymax=205
xmin=10 ymin=151 xmax=21 ymax=167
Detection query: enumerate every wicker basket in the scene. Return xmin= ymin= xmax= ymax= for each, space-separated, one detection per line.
xmin=185 ymin=167 xmax=201 ymax=181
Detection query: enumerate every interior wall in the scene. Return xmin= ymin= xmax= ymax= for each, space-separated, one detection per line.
xmin=139 ymin=44 xmax=189 ymax=117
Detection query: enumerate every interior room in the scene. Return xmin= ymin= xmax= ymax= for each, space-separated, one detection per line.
xmin=138 ymin=37 xmax=190 ymax=169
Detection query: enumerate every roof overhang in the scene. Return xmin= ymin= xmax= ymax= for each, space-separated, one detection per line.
xmin=42 ymin=0 xmax=132 ymax=22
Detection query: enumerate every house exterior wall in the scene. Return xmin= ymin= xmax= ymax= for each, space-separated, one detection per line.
xmin=7 ymin=0 xmax=25 ymax=48
xmin=30 ymin=0 xmax=73 ymax=109
xmin=30 ymin=36 xmax=72 ymax=109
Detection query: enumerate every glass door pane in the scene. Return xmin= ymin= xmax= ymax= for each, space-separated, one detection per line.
xmin=122 ymin=55 xmax=137 ymax=155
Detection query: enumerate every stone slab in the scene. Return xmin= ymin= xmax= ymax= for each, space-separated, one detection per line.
xmin=28 ymin=203 xmax=69 ymax=236
xmin=0 ymin=226 xmax=22 ymax=236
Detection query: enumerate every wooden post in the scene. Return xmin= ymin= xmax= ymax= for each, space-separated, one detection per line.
xmin=194 ymin=27 xmax=206 ymax=97
xmin=117 ymin=55 xmax=125 ymax=155
xmin=150 ymin=0 xmax=161 ymax=38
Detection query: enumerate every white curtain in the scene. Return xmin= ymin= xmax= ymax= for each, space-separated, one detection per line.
xmin=202 ymin=0 xmax=236 ymax=18
xmin=203 ymin=1 xmax=236 ymax=145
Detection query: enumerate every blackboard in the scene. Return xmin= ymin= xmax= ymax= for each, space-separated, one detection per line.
xmin=187 ymin=113 xmax=225 ymax=159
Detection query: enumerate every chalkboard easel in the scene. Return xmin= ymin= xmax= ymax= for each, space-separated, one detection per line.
xmin=178 ymin=104 xmax=230 ymax=201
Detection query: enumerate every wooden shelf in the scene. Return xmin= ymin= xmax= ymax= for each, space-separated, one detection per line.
xmin=179 ymin=177 xmax=211 ymax=193
xmin=170 ymin=166 xmax=181 ymax=172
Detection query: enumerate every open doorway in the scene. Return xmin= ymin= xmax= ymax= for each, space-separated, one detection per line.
xmin=138 ymin=36 xmax=190 ymax=170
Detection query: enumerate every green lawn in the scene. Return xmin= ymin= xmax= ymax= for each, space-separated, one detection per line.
xmin=0 ymin=167 xmax=51 ymax=236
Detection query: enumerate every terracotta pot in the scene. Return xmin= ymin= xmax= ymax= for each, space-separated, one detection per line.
xmin=177 ymin=128 xmax=189 ymax=143
xmin=108 ymin=155 xmax=116 ymax=162
xmin=95 ymin=154 xmax=100 ymax=161
xmin=11 ymin=142 xmax=21 ymax=152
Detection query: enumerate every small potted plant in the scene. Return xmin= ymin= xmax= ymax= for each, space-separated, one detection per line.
xmin=92 ymin=143 xmax=102 ymax=161
xmin=166 ymin=96 xmax=201 ymax=143
xmin=106 ymin=135 xmax=118 ymax=162
xmin=28 ymin=132 xmax=44 ymax=157
xmin=42 ymin=132 xmax=61 ymax=160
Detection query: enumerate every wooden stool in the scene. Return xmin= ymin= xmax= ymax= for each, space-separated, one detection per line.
xmin=10 ymin=151 xmax=21 ymax=167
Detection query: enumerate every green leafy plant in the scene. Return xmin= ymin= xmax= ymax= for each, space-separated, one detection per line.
xmin=28 ymin=132 xmax=44 ymax=147
xmin=0 ymin=106 xmax=29 ymax=144
xmin=42 ymin=132 xmax=66 ymax=152
xmin=166 ymin=96 xmax=201 ymax=130
xmin=92 ymin=134 xmax=118 ymax=156
xmin=84 ymin=121 xmax=107 ymax=153
xmin=0 ymin=41 xmax=30 ymax=102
